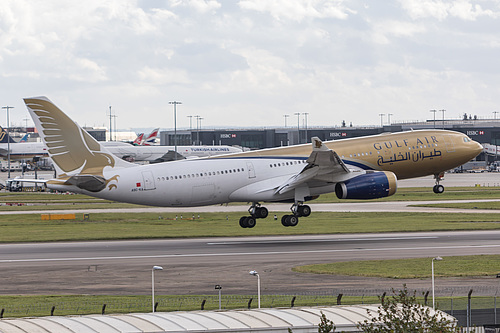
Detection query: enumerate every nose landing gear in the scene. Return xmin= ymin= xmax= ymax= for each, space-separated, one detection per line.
xmin=433 ymin=173 xmax=445 ymax=194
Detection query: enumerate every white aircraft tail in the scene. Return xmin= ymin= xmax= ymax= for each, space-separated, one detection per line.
xmin=24 ymin=97 xmax=134 ymax=191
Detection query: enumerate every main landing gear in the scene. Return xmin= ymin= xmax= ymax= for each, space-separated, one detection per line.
xmin=433 ymin=173 xmax=445 ymax=194
xmin=281 ymin=203 xmax=311 ymax=227
xmin=238 ymin=202 xmax=311 ymax=228
xmin=239 ymin=203 xmax=269 ymax=228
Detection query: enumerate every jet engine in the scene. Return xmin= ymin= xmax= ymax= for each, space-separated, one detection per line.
xmin=335 ymin=171 xmax=397 ymax=200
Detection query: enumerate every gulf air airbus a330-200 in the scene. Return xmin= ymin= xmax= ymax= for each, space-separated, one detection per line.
xmin=23 ymin=97 xmax=483 ymax=228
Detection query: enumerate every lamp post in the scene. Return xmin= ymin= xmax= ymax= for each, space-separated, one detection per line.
xmin=493 ymin=111 xmax=498 ymax=120
xmin=440 ymin=109 xmax=446 ymax=129
xmin=2 ymin=106 xmax=14 ymax=178
xmin=215 ymin=285 xmax=222 ymax=310
xmin=169 ymin=101 xmax=182 ymax=159
xmin=249 ymin=270 xmax=260 ymax=308
xmin=108 ymin=106 xmax=112 ymax=141
xmin=152 ymin=265 xmax=163 ymax=312
xmin=430 ymin=110 xmax=437 ymax=129
xmin=302 ymin=112 xmax=309 ymax=143
xmin=283 ymin=114 xmax=289 ymax=127
xmin=378 ymin=113 xmax=385 ymax=127
xmin=432 ymin=256 xmax=443 ymax=309
xmin=294 ymin=112 xmax=300 ymax=144
xmin=195 ymin=115 xmax=201 ymax=145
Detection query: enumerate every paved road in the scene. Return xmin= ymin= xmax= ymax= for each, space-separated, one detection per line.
xmin=1 ymin=231 xmax=500 ymax=296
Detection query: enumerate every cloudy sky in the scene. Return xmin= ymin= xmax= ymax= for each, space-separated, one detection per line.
xmin=1 ymin=0 xmax=500 ymax=132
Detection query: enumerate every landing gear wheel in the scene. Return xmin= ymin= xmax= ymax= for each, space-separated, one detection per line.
xmin=433 ymin=184 xmax=444 ymax=194
xmin=246 ymin=217 xmax=256 ymax=228
xmin=281 ymin=215 xmax=290 ymax=227
xmin=239 ymin=216 xmax=257 ymax=228
xmin=254 ymin=207 xmax=269 ymax=219
xmin=297 ymin=205 xmax=311 ymax=217
xmin=286 ymin=215 xmax=299 ymax=227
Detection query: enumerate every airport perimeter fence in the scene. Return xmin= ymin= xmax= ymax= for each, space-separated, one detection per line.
xmin=2 ymin=289 xmax=500 ymax=326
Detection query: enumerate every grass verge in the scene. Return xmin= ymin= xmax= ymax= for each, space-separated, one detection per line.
xmin=1 ymin=211 xmax=500 ymax=242
xmin=293 ymin=254 xmax=500 ymax=279
xmin=0 ymin=294 xmax=493 ymax=318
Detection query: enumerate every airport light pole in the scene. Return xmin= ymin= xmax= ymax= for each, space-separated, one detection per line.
xmin=215 ymin=285 xmax=222 ymax=310
xmin=493 ymin=111 xmax=498 ymax=120
xmin=169 ymin=101 xmax=182 ymax=159
xmin=378 ymin=113 xmax=385 ymax=127
xmin=294 ymin=112 xmax=300 ymax=144
xmin=2 ymin=106 xmax=14 ymax=179
xmin=432 ymin=256 xmax=443 ymax=309
xmin=387 ymin=113 xmax=393 ymax=125
xmin=302 ymin=112 xmax=309 ymax=143
xmin=283 ymin=114 xmax=289 ymax=127
xmin=249 ymin=270 xmax=260 ymax=308
xmin=152 ymin=266 xmax=163 ymax=312
xmin=440 ymin=109 xmax=446 ymax=129
xmin=430 ymin=109 xmax=437 ymax=129
xmin=195 ymin=115 xmax=201 ymax=145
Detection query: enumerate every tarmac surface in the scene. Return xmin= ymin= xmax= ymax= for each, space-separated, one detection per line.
xmin=1 ymin=231 xmax=500 ymax=297
xmin=0 ymin=172 xmax=500 ymax=297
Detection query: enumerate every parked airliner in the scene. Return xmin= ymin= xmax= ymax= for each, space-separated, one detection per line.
xmin=23 ymin=97 xmax=482 ymax=228
xmin=0 ymin=127 xmax=241 ymax=162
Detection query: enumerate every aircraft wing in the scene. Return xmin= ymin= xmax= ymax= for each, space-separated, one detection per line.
xmin=275 ymin=137 xmax=350 ymax=195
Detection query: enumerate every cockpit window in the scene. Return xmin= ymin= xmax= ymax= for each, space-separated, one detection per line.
xmin=463 ymin=137 xmax=472 ymax=142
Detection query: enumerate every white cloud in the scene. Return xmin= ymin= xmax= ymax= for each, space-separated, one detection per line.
xmin=169 ymin=0 xmax=221 ymax=13
xmin=399 ymin=0 xmax=500 ymax=21
xmin=238 ymin=0 xmax=355 ymax=21
xmin=0 ymin=0 xmax=499 ymax=129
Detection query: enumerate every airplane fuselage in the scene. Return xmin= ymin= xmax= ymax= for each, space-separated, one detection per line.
xmin=0 ymin=142 xmax=242 ymax=162
xmin=47 ymin=129 xmax=482 ymax=207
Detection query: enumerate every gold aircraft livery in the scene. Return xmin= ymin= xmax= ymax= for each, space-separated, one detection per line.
xmin=24 ymin=97 xmax=483 ymax=228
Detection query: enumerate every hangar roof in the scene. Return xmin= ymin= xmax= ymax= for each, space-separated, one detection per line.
xmin=0 ymin=305 xmax=454 ymax=333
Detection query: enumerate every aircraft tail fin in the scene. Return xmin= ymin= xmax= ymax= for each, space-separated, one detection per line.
xmin=0 ymin=126 xmax=18 ymax=143
xmin=23 ymin=96 xmax=134 ymax=180
xmin=143 ymin=128 xmax=159 ymax=146
xmin=132 ymin=133 xmax=144 ymax=146
xmin=19 ymin=134 xmax=29 ymax=143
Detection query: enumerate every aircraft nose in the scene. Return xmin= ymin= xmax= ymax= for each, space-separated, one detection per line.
xmin=472 ymin=140 xmax=484 ymax=157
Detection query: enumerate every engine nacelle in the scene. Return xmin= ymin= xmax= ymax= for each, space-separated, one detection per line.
xmin=335 ymin=171 xmax=397 ymax=200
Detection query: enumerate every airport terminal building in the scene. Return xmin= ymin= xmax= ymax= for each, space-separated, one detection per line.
xmin=160 ymin=117 xmax=500 ymax=163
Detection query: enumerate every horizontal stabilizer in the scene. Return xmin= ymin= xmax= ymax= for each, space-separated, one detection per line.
xmin=66 ymin=175 xmax=106 ymax=192
xmin=152 ymin=151 xmax=186 ymax=163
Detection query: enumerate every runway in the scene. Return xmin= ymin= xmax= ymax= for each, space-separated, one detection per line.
xmin=1 ymin=231 xmax=500 ymax=296
xmin=1 ymin=172 xmax=499 ymax=297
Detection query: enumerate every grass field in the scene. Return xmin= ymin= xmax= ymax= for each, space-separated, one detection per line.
xmin=0 ymin=293 xmax=492 ymax=318
xmin=293 ymin=254 xmax=500 ymax=279
xmin=1 ymin=211 xmax=500 ymax=242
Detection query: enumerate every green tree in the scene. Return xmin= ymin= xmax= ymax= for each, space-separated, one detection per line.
xmin=357 ymin=285 xmax=459 ymax=332
xmin=318 ymin=311 xmax=336 ymax=333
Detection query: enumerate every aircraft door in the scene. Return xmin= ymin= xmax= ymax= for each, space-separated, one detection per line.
xmin=443 ymin=135 xmax=456 ymax=153
xmin=246 ymin=162 xmax=256 ymax=179
xmin=142 ymin=171 xmax=156 ymax=190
